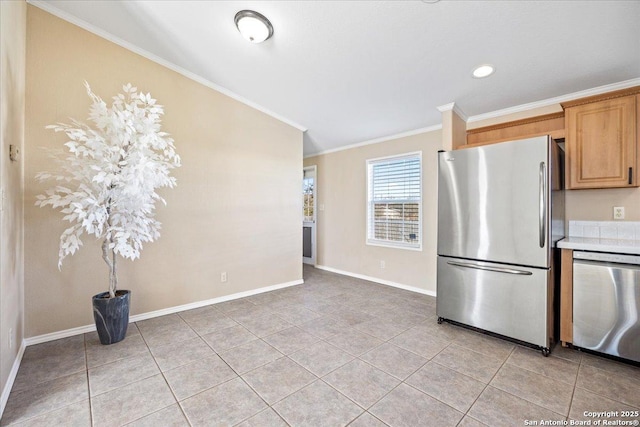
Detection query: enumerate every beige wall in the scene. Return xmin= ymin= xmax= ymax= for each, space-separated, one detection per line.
xmin=304 ymin=130 xmax=442 ymax=294
xmin=566 ymin=188 xmax=640 ymax=222
xmin=1 ymin=0 xmax=26 ymax=404
xmin=25 ymin=6 xmax=302 ymax=337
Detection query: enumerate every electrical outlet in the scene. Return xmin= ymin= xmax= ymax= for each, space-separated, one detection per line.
xmin=380 ymin=260 xmax=385 ymax=269
xmin=613 ymin=206 xmax=625 ymax=220
xmin=221 ymin=272 xmax=228 ymax=283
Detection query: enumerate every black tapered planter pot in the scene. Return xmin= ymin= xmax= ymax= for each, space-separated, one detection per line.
xmin=92 ymin=290 xmax=130 ymax=345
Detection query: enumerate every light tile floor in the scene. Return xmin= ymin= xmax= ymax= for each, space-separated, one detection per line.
xmin=2 ymin=265 xmax=639 ymax=426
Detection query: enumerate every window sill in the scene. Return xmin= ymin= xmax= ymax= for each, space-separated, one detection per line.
xmin=366 ymin=240 xmax=422 ymax=252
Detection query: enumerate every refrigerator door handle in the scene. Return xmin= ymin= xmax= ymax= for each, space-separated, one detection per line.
xmin=539 ymin=161 xmax=547 ymax=248
xmin=446 ymin=260 xmax=533 ymax=276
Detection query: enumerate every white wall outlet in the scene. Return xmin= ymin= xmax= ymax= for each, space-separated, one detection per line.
xmin=221 ymin=272 xmax=228 ymax=283
xmin=613 ymin=206 xmax=625 ymax=220
xmin=380 ymin=260 xmax=385 ymax=269
xmin=319 ymin=204 xmax=325 ymax=211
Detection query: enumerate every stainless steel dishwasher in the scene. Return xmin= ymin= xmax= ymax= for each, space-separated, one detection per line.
xmin=573 ymin=251 xmax=640 ymax=363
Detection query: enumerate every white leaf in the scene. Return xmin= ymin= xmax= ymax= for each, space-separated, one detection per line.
xmin=36 ymin=81 xmax=181 ymax=269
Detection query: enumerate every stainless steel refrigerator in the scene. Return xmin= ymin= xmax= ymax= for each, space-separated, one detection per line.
xmin=436 ymin=135 xmax=564 ymax=355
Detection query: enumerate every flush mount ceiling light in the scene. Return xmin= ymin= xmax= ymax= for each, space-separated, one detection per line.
xmin=234 ymin=10 xmax=274 ymax=43
xmin=472 ymin=64 xmax=495 ymax=79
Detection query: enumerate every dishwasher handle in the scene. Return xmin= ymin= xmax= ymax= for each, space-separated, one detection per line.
xmin=447 ymin=260 xmax=533 ymax=276
xmin=573 ymin=251 xmax=640 ymax=265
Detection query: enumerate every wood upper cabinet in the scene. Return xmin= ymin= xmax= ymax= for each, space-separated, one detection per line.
xmin=564 ymin=93 xmax=638 ymax=189
xmin=464 ymin=112 xmax=565 ymax=148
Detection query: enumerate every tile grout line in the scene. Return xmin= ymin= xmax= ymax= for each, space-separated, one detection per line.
xmin=83 ymin=333 xmax=95 ymax=427
xmin=234 ymin=368 xmax=292 ymax=426
xmin=224 ymin=310 xmax=414 ymax=423
xmin=1 ymin=337 xmax=90 ymax=426
xmin=504 ymin=347 xmax=580 ymax=421
xmin=400 ymin=341 xmax=472 ymax=421
xmin=254 ymin=277 xmax=441 ymax=422
xmin=238 ymin=353 xmax=315 ymax=424
xmin=343 ymin=340 xmax=461 ymax=424
xmin=566 ymin=358 xmax=581 ymax=423
xmin=305 ymin=274 xmax=439 ymax=422
xmin=505 ymin=349 xmax=581 ymax=386
xmin=165 ymin=314 xmax=249 ymax=427
xmin=10 ymin=267 xmax=638 ymax=426
xmin=166 ymin=313 xmax=288 ymax=425
xmin=456 ymin=342 xmax=517 ymax=424
xmin=473 ymin=344 xmax=570 ymax=421
xmin=134 ymin=320 xmax=192 ymax=427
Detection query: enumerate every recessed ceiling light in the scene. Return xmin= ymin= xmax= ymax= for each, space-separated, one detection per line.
xmin=234 ymin=10 xmax=274 ymax=43
xmin=472 ymin=64 xmax=495 ymax=79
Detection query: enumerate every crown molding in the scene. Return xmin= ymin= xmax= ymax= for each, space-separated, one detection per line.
xmin=436 ymin=102 xmax=455 ymax=112
xmin=560 ymin=85 xmax=640 ymax=109
xmin=304 ymin=124 xmax=442 ymax=158
xmin=27 ymin=0 xmax=640 ymax=151
xmin=27 ymin=0 xmax=308 ymax=132
xmin=466 ymin=112 xmax=565 ymax=134
xmin=467 ymin=77 xmax=640 ymax=124
xmin=436 ymin=102 xmax=468 ymax=121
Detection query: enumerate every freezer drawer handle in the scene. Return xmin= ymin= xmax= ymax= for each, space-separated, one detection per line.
xmin=447 ymin=261 xmax=533 ymax=276
xmin=539 ymin=161 xmax=547 ymax=248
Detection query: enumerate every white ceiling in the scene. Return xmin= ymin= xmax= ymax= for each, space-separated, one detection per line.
xmin=33 ymin=1 xmax=640 ymax=156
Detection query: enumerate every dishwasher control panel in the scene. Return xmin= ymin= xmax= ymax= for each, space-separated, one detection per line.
xmin=573 ymin=251 xmax=640 ymax=265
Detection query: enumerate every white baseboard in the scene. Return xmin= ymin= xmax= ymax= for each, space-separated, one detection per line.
xmin=128 ymin=279 xmax=304 ymax=323
xmin=1 ymin=339 xmax=26 ymax=417
xmin=24 ymin=278 xmax=304 ymax=347
xmin=23 ymin=324 xmax=97 ymax=346
xmin=315 ymin=265 xmax=436 ymax=297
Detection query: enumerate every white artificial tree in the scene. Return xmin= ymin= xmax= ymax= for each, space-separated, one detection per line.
xmin=36 ymin=82 xmax=181 ymax=298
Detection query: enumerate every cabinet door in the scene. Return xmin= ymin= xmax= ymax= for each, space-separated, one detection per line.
xmin=566 ymin=95 xmax=637 ymax=189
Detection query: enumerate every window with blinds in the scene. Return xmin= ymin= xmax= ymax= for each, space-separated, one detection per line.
xmin=367 ymin=152 xmax=421 ymax=249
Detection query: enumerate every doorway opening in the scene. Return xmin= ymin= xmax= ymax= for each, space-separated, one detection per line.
xmin=303 ymin=165 xmax=317 ymax=265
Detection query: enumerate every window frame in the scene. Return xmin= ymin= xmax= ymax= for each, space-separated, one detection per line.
xmin=366 ymin=151 xmax=423 ymax=251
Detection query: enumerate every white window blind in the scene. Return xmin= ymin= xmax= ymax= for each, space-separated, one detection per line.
xmin=367 ymin=153 xmax=421 ymax=249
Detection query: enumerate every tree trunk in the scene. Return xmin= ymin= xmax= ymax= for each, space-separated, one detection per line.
xmin=101 ymin=238 xmax=118 ymax=298
xmin=102 ymin=197 xmax=118 ymax=298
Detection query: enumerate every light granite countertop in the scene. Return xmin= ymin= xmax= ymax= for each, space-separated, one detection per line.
xmin=557 ymin=236 xmax=640 ymax=255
